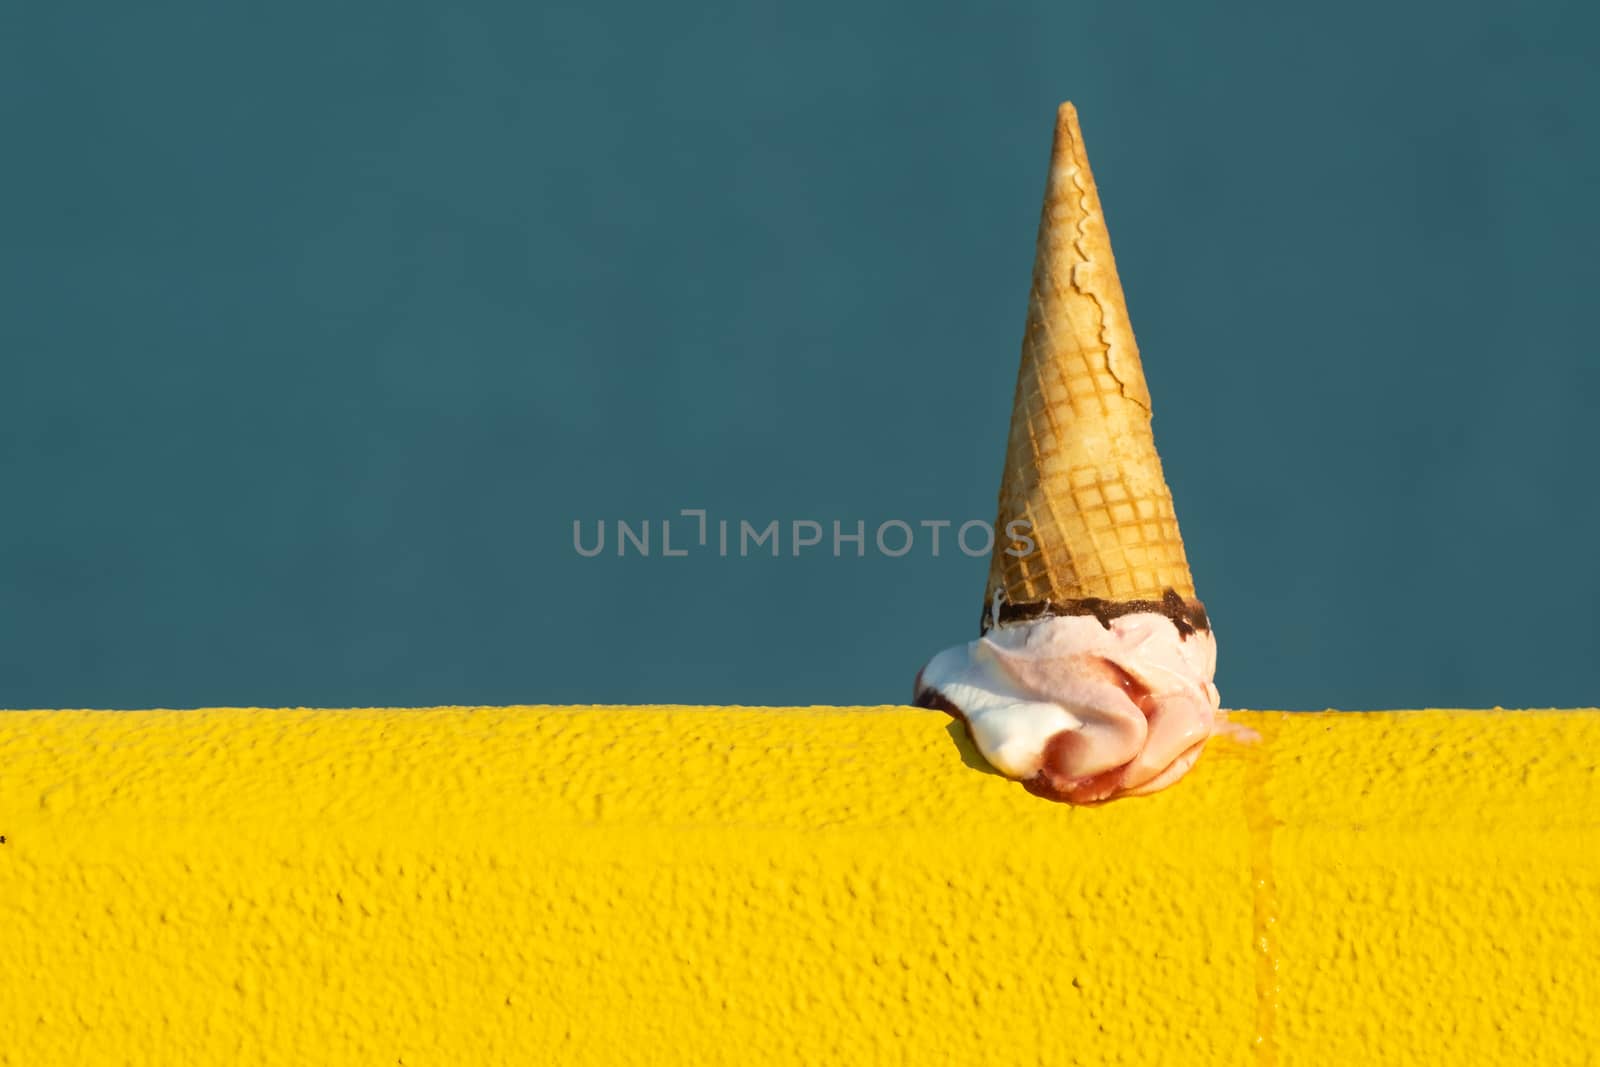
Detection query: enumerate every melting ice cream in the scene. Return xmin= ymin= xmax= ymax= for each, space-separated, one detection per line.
xmin=916 ymin=607 xmax=1219 ymax=804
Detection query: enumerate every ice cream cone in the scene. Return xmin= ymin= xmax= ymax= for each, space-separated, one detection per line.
xmin=981 ymin=103 xmax=1203 ymax=634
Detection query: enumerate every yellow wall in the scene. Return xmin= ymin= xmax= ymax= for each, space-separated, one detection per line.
xmin=1 ymin=707 xmax=1596 ymax=1065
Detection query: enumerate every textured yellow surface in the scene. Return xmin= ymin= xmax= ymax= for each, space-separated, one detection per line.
xmin=1 ymin=707 xmax=1596 ymax=1066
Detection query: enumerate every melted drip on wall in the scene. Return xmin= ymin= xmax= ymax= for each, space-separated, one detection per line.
xmin=1242 ymin=717 xmax=1281 ymax=1067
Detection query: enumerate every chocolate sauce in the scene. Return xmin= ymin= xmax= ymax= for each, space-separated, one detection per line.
xmin=979 ymin=587 xmax=1209 ymax=638
xmin=912 ymin=686 xmax=965 ymax=722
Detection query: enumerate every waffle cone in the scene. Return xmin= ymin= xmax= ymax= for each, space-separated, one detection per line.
xmin=982 ymin=103 xmax=1198 ymax=631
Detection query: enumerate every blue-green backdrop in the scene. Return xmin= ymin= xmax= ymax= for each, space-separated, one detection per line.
xmin=3 ymin=3 xmax=1596 ymax=710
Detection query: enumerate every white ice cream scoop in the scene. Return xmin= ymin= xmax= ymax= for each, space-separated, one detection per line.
xmin=915 ymin=608 xmax=1219 ymax=803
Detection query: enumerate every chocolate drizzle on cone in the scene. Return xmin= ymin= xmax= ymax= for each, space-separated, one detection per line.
xmin=979 ymin=588 xmax=1210 ymax=638
xmin=983 ymin=103 xmax=1201 ymax=630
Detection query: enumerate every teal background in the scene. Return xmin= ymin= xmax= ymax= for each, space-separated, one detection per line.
xmin=2 ymin=3 xmax=1596 ymax=710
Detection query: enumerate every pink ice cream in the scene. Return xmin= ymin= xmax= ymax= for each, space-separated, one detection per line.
xmin=914 ymin=611 xmax=1220 ymax=804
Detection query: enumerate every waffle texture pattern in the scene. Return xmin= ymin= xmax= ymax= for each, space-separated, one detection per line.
xmin=985 ymin=104 xmax=1196 ymax=614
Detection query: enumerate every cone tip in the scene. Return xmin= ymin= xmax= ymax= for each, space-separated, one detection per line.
xmin=1051 ymin=103 xmax=1086 ymax=167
